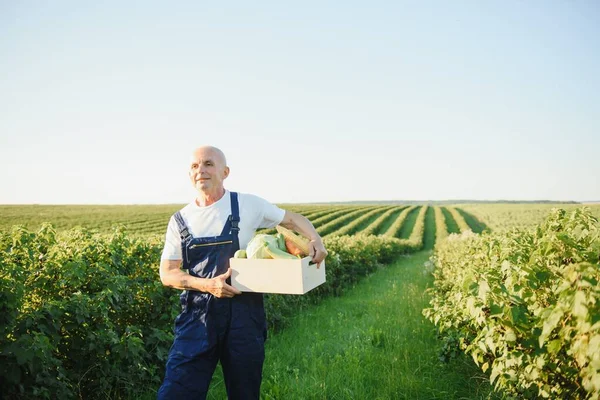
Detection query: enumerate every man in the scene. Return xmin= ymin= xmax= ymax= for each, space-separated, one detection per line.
xmin=157 ymin=145 xmax=327 ymax=399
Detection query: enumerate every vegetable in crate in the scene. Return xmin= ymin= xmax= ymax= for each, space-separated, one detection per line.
xmin=276 ymin=233 xmax=286 ymax=251
xmin=276 ymin=225 xmax=310 ymax=257
xmin=246 ymin=234 xmax=298 ymax=260
xmin=233 ymin=249 xmax=247 ymax=258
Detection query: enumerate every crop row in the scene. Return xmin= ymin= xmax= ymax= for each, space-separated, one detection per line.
xmin=445 ymin=207 xmax=471 ymax=233
xmin=381 ymin=206 xmax=418 ymax=238
xmin=325 ymin=205 xmax=397 ymax=237
xmin=359 ymin=206 xmax=407 ymax=236
xmin=1 ymin=203 xmax=485 ymax=251
xmin=315 ymin=207 xmax=379 ymax=236
xmin=257 ymin=205 xmax=371 ymax=235
xmin=457 ymin=204 xmax=600 ymax=232
xmin=434 ymin=207 xmax=449 ymax=247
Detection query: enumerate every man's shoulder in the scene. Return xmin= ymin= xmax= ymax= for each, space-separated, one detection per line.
xmin=173 ymin=201 xmax=197 ymax=218
xmin=235 ymin=192 xmax=274 ymax=207
xmin=235 ymin=191 xmax=260 ymax=201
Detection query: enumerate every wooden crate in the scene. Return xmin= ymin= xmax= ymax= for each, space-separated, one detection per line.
xmin=230 ymin=256 xmax=326 ymax=295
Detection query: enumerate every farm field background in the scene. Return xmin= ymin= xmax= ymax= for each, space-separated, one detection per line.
xmin=2 ymin=202 xmax=599 ymax=237
xmin=2 ymin=201 xmax=599 ymax=399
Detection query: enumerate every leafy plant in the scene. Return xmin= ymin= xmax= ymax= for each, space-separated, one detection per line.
xmin=1 ymin=223 xmax=420 ymax=399
xmin=423 ymin=207 xmax=600 ymax=399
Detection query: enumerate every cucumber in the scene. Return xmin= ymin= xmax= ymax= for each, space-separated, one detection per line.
xmin=276 ymin=233 xmax=286 ymax=251
xmin=263 ymin=242 xmax=298 ymax=260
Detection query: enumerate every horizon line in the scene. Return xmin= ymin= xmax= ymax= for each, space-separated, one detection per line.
xmin=1 ymin=199 xmax=598 ymax=206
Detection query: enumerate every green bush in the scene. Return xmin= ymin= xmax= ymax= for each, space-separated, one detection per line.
xmin=0 ymin=224 xmax=179 ymax=399
xmin=423 ymin=208 xmax=600 ymax=399
xmin=1 ymin=227 xmax=417 ymax=399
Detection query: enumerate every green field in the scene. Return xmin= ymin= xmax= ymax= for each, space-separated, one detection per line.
xmin=3 ymin=203 xmax=599 ymax=237
xmin=2 ymin=202 xmax=599 ymax=399
xmin=459 ymin=203 xmax=600 ymax=231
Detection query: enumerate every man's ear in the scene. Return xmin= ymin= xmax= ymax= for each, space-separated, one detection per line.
xmin=223 ymin=166 xmax=230 ymax=179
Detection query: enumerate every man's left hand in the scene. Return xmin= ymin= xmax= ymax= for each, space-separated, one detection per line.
xmin=309 ymin=239 xmax=328 ymax=268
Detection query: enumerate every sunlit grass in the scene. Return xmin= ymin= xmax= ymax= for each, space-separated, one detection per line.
xmin=201 ymin=252 xmax=504 ymax=399
xmin=423 ymin=206 xmax=436 ymax=250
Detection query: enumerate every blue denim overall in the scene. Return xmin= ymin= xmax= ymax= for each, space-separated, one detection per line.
xmin=157 ymin=192 xmax=267 ymax=400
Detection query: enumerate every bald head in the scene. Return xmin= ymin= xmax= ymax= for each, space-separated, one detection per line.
xmin=191 ymin=146 xmax=227 ymax=167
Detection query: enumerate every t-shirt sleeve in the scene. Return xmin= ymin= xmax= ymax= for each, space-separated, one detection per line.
xmin=161 ymin=215 xmax=183 ymax=261
xmin=256 ymin=196 xmax=286 ymax=229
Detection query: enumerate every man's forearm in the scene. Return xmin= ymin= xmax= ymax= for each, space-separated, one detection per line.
xmin=281 ymin=211 xmax=322 ymax=241
xmin=160 ymin=259 xmax=240 ymax=298
xmin=160 ymin=266 xmax=210 ymax=292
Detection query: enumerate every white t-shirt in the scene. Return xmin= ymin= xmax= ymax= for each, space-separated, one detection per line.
xmin=161 ymin=190 xmax=286 ymax=260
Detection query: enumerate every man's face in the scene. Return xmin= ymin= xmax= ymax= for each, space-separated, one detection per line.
xmin=188 ymin=148 xmax=229 ymax=193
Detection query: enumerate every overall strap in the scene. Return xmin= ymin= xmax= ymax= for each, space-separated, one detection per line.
xmin=173 ymin=211 xmax=192 ymax=241
xmin=229 ymin=191 xmax=240 ymax=250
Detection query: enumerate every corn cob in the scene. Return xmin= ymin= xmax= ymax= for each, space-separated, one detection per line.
xmin=275 ymin=225 xmax=310 ymax=256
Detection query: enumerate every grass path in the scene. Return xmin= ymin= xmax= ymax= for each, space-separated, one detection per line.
xmin=204 ymin=252 xmax=501 ymax=399
xmin=423 ymin=206 xmax=436 ymax=251
xmin=456 ymin=208 xmax=488 ymax=234
xmin=398 ymin=206 xmax=420 ymax=239
xmin=441 ymin=207 xmax=460 ymax=234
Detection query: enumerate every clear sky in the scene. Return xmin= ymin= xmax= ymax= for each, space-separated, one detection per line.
xmin=1 ymin=1 xmax=599 ymax=204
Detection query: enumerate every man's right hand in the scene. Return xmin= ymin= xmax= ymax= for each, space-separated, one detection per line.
xmin=207 ymin=268 xmax=242 ymax=298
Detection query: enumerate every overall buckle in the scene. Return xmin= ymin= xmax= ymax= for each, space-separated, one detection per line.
xmin=180 ymin=228 xmax=191 ymax=239
xmin=229 ymin=215 xmax=240 ymax=232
